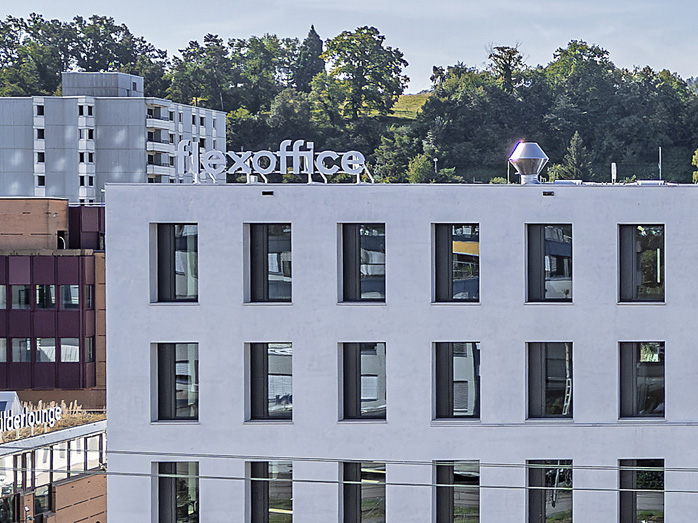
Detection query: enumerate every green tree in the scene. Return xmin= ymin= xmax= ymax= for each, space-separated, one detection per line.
xmin=487 ymin=44 xmax=525 ymax=93
xmin=692 ymin=148 xmax=698 ymax=183
xmin=406 ymin=153 xmax=433 ymax=183
xmin=322 ymin=26 xmax=408 ymax=120
xmin=549 ymin=131 xmax=594 ymax=180
xmin=294 ymin=25 xmax=324 ymax=93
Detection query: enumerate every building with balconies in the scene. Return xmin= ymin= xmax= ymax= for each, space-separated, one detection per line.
xmin=0 ymin=72 xmax=226 ymax=203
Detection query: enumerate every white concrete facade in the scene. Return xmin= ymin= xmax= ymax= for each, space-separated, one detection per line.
xmin=105 ymin=182 xmax=698 ymax=521
xmin=0 ymin=73 xmax=226 ymax=203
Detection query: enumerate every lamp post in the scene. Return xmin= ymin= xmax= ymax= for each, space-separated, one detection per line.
xmin=433 ymin=157 xmax=438 ymax=175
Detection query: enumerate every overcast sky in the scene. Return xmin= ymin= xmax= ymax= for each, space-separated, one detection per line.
xmin=5 ymin=0 xmax=696 ymax=92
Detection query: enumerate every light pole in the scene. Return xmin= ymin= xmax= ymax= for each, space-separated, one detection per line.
xmin=433 ymin=157 xmax=438 ymax=175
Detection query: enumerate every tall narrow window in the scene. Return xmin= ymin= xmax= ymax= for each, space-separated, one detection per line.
xmin=528 ymin=343 xmax=573 ymax=418
xmin=619 ymin=459 xmax=663 ymax=523
xmin=0 ymin=340 xmax=6 ymax=363
xmin=528 ymin=460 xmax=573 ymax=523
xmin=36 ymin=285 xmax=56 ymax=309
xmin=435 ymin=342 xmax=480 ymax=419
xmin=342 ymin=224 xmax=385 ymax=302
xmin=158 ymin=462 xmax=198 ymax=523
xmin=250 ymin=343 xmax=292 ymax=420
xmin=250 ymin=224 xmax=292 ymax=302
xmin=157 ymin=343 xmax=199 ymax=421
xmin=528 ymin=224 xmax=572 ymax=301
xmin=619 ymin=225 xmax=664 ymax=302
xmin=157 ymin=224 xmax=198 ymax=302
xmin=0 ymin=285 xmax=5 ymax=308
xmin=620 ymin=342 xmax=664 ymax=418
xmin=250 ymin=461 xmax=293 ymax=523
xmin=342 ymin=343 xmax=386 ymax=420
xmin=343 ymin=462 xmax=385 ymax=523
xmin=435 ymin=461 xmax=479 ymax=523
xmin=435 ymin=224 xmax=479 ymax=302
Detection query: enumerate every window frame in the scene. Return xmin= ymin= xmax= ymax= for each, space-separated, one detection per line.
xmin=249 ymin=223 xmax=292 ymax=303
xmin=619 ymin=342 xmax=665 ymax=418
xmin=249 ymin=343 xmax=293 ymax=421
xmin=527 ymin=224 xmax=573 ymax=302
xmin=528 ymin=342 xmax=573 ymax=419
xmin=342 ymin=342 xmax=386 ymax=420
xmin=527 ymin=460 xmax=573 ymax=522
xmin=156 ymin=343 xmax=199 ymax=421
xmin=249 ymin=461 xmax=293 ymax=523
xmin=434 ymin=223 xmax=480 ymax=303
xmin=157 ymin=462 xmax=199 ymax=523
xmin=434 ymin=342 xmax=480 ymax=419
xmin=619 ymin=459 xmax=664 ymax=523
xmin=156 ymin=223 xmax=199 ymax=303
xmin=343 ymin=461 xmax=386 ymax=523
xmin=619 ymin=224 xmax=665 ymax=302
xmin=341 ymin=223 xmax=386 ymax=303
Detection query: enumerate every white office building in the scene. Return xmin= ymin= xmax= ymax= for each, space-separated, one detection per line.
xmin=0 ymin=72 xmax=226 ymax=203
xmin=106 ymin=177 xmax=694 ymax=522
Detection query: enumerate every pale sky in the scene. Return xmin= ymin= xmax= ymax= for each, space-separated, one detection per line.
xmin=6 ymin=0 xmax=696 ymax=92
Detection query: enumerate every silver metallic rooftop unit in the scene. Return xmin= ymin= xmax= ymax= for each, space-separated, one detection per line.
xmin=508 ymin=142 xmax=548 ymax=185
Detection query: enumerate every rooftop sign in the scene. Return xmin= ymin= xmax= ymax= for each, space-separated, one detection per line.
xmin=1 ymin=405 xmax=62 ymax=431
xmin=175 ymin=139 xmax=371 ymax=184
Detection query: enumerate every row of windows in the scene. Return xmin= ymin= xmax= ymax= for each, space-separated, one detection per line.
xmin=36 ymin=128 xmax=96 ymax=141
xmin=34 ymin=104 xmax=94 ymax=117
xmin=156 ymin=459 xmax=664 ymax=523
xmin=154 ymin=341 xmax=665 ymax=423
xmin=147 ymin=108 xmax=211 ymax=127
xmin=153 ymin=223 xmax=664 ymax=305
xmin=0 ymin=337 xmax=94 ymax=363
xmin=0 ymin=284 xmax=92 ymax=310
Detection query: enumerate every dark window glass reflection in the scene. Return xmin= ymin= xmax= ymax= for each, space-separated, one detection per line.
xmin=158 ymin=343 xmax=198 ymax=421
xmin=359 ymin=224 xmax=385 ymax=300
xmin=435 ymin=224 xmax=479 ymax=302
xmin=620 ymin=225 xmax=664 ymax=302
xmin=343 ymin=462 xmax=386 ymax=523
xmin=60 ymin=285 xmax=80 ymax=309
xmin=250 ymin=224 xmax=291 ymax=302
xmin=619 ymin=459 xmax=664 ymax=523
xmin=174 ymin=225 xmax=198 ymax=301
xmin=529 ymin=343 xmax=573 ymax=418
xmin=436 ymin=461 xmax=479 ymax=523
xmin=528 ymin=461 xmax=573 ymax=523
xmin=435 ymin=342 xmax=480 ymax=419
xmin=11 ymin=285 xmax=31 ymax=309
xmin=543 ymin=225 xmax=572 ymax=300
xmin=620 ymin=342 xmax=664 ymax=417
xmin=36 ymin=285 xmax=56 ymax=309
xmin=158 ymin=462 xmax=198 ymax=523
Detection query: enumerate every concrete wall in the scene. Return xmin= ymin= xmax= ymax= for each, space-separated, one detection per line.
xmin=0 ymin=98 xmax=34 ymax=196
xmin=106 ymin=182 xmax=698 ymax=521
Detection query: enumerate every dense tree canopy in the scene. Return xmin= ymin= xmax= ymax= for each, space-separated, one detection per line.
xmin=1 ymin=15 xmax=697 ymax=182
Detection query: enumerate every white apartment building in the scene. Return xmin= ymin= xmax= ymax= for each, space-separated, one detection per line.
xmin=0 ymin=72 xmax=226 ymax=203
xmin=105 ymin=180 xmax=695 ymax=522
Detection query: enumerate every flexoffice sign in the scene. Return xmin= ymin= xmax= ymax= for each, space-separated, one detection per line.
xmin=175 ymin=139 xmax=366 ymax=183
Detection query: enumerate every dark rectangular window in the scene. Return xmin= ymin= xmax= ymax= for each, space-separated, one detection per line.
xmin=87 ymin=105 xmax=93 ymax=116
xmin=0 ymin=340 xmax=6 ymax=363
xmin=84 ymin=285 xmax=93 ymax=309
xmin=12 ymin=338 xmax=31 ymax=362
xmin=250 ymin=343 xmax=292 ymax=420
xmin=528 ymin=342 xmax=573 ymax=418
xmin=60 ymin=284 xmax=80 ymax=309
xmin=619 ymin=459 xmax=663 ymax=523
xmin=619 ymin=225 xmax=664 ymax=302
xmin=79 ymin=152 xmax=85 ymax=163
xmin=435 ymin=224 xmax=479 ymax=302
xmin=620 ymin=342 xmax=664 ymax=418
xmin=0 ymin=285 xmax=4 ymax=309
xmin=435 ymin=342 xmax=480 ymax=419
xmin=157 ymin=343 xmax=198 ymax=421
xmin=88 ymin=129 xmax=94 ymax=139
xmin=78 ymin=105 xmax=84 ymax=116
xmin=250 ymin=461 xmax=293 ymax=523
xmin=342 ymin=224 xmax=385 ymax=302
xmin=250 ymin=224 xmax=292 ymax=302
xmin=36 ymin=128 xmax=44 ymax=140
xmin=158 ymin=462 xmax=198 ymax=523
xmin=88 ymin=152 xmax=94 ymax=163
xmin=36 ymin=105 xmax=44 ymax=116
xmin=343 ymin=462 xmax=385 ymax=523
xmin=37 ymin=152 xmax=45 ymax=163
xmin=12 ymin=285 xmax=31 ymax=309
xmin=36 ymin=285 xmax=56 ymax=309
xmin=528 ymin=224 xmax=572 ymax=301
xmin=528 ymin=460 xmax=572 ymax=523
xmin=435 ymin=461 xmax=479 ymax=523
xmin=342 ymin=343 xmax=386 ymax=420
xmin=157 ymin=224 xmax=198 ymax=302
xmin=36 ymin=338 xmax=56 ymax=362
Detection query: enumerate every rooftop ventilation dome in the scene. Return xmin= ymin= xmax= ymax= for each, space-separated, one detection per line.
xmin=509 ymin=142 xmax=549 ymax=185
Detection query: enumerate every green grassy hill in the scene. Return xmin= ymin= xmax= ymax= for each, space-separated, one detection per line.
xmin=391 ymin=93 xmax=430 ymax=119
